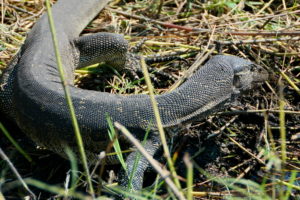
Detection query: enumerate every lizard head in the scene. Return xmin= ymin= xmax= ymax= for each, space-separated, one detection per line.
xmin=213 ymin=55 xmax=268 ymax=93
xmin=232 ymin=61 xmax=268 ymax=93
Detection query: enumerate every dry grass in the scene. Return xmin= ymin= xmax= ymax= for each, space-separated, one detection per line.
xmin=0 ymin=0 xmax=299 ymax=199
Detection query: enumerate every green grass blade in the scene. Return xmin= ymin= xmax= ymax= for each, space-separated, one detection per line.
xmin=183 ymin=154 xmax=193 ymax=200
xmin=283 ymin=171 xmax=298 ymax=200
xmin=106 ymin=114 xmax=127 ymax=170
xmin=0 ymin=122 xmax=32 ymax=162
xmin=140 ymin=56 xmax=183 ymax=192
xmin=26 ymin=178 xmax=87 ymax=199
xmin=127 ymin=127 xmax=151 ymax=190
xmin=65 ymin=147 xmax=79 ymax=194
xmin=44 ymin=0 xmax=94 ymax=195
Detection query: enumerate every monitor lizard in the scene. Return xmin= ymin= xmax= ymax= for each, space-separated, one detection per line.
xmin=0 ymin=0 xmax=268 ymax=191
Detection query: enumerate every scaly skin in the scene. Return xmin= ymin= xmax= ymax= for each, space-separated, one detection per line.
xmin=0 ymin=0 xmax=268 ymax=191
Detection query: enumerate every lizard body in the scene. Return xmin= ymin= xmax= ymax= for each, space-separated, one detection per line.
xmin=0 ymin=0 xmax=268 ymax=190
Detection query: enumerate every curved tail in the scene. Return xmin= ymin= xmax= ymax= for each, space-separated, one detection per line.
xmin=49 ymin=0 xmax=110 ymax=38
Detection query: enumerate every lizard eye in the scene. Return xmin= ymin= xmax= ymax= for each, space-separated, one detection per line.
xmin=250 ymin=64 xmax=257 ymax=72
xmin=257 ymin=67 xmax=264 ymax=73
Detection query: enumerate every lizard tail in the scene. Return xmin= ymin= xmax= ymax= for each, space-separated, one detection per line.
xmin=49 ymin=0 xmax=110 ymax=38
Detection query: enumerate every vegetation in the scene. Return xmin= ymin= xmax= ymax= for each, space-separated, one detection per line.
xmin=0 ymin=0 xmax=299 ymax=199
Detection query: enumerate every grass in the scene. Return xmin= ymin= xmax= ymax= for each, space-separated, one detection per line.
xmin=0 ymin=0 xmax=300 ymax=199
xmin=44 ymin=0 xmax=94 ymax=196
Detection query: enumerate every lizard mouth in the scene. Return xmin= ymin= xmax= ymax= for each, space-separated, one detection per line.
xmin=254 ymin=66 xmax=269 ymax=83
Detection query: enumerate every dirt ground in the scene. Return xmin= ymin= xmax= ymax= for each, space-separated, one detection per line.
xmin=0 ymin=0 xmax=299 ymax=199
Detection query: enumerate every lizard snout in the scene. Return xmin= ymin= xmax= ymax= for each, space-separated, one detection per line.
xmin=233 ymin=63 xmax=268 ymax=92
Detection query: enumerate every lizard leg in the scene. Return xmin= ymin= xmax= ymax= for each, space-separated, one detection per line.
xmin=130 ymin=37 xmax=147 ymax=53
xmin=119 ymin=132 xmax=161 ymax=191
xmin=74 ymin=33 xmax=180 ymax=82
xmin=74 ymin=32 xmax=129 ymax=70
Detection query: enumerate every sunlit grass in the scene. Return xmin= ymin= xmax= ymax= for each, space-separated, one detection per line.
xmin=0 ymin=0 xmax=299 ymax=199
